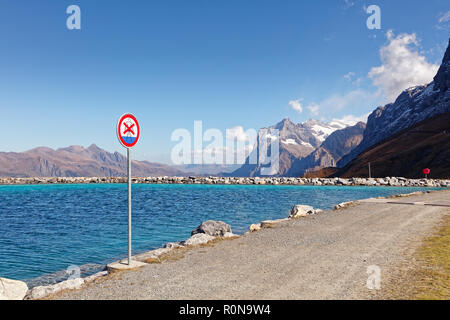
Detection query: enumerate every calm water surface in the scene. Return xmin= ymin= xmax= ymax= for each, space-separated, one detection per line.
xmin=0 ymin=183 xmax=441 ymax=286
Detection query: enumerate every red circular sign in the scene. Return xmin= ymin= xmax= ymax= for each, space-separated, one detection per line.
xmin=117 ymin=113 xmax=140 ymax=148
xmin=422 ymin=168 xmax=430 ymax=175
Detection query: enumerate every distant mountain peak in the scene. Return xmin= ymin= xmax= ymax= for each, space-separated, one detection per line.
xmin=302 ymin=119 xmax=347 ymax=143
xmin=274 ymin=117 xmax=295 ymax=130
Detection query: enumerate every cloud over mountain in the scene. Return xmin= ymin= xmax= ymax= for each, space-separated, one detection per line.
xmin=369 ymin=30 xmax=440 ymax=102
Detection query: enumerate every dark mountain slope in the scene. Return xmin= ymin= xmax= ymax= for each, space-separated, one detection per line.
xmin=335 ymin=112 xmax=450 ymax=179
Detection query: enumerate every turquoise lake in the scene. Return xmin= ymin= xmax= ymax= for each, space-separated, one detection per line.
xmin=0 ymin=183 xmax=442 ymax=287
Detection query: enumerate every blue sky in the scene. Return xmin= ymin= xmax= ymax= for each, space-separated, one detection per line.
xmin=1 ymin=0 xmax=449 ymax=163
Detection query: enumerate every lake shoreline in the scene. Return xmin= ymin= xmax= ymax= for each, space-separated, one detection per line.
xmin=22 ymin=189 xmax=447 ymax=299
xmin=1 ymin=183 xmax=447 ymax=299
xmin=48 ymin=189 xmax=450 ymax=300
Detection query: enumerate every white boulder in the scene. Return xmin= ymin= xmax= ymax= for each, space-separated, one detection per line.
xmin=0 ymin=277 xmax=28 ymax=300
xmin=183 ymin=233 xmax=215 ymax=246
xmin=191 ymin=220 xmax=232 ymax=237
xmin=289 ymin=205 xmax=316 ymax=218
xmin=27 ymin=278 xmax=84 ymax=300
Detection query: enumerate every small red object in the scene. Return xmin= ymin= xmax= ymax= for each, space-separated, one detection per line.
xmin=422 ymin=168 xmax=430 ymax=175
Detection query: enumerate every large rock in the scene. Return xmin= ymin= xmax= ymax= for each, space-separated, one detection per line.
xmin=183 ymin=233 xmax=215 ymax=246
xmin=334 ymin=201 xmax=355 ymax=210
xmin=249 ymin=223 xmax=261 ymax=232
xmin=26 ymin=278 xmax=84 ymax=300
xmin=0 ymin=277 xmax=28 ymax=300
xmin=289 ymin=205 xmax=315 ymax=218
xmin=191 ymin=220 xmax=232 ymax=237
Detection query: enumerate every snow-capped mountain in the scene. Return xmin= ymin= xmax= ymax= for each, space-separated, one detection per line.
xmin=287 ymin=122 xmax=366 ymax=177
xmin=338 ymin=38 xmax=450 ymax=167
xmin=302 ymin=119 xmax=347 ymax=143
xmin=230 ymin=118 xmax=355 ymax=176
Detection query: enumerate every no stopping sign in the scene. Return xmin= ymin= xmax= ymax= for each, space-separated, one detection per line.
xmin=117 ymin=113 xmax=140 ymax=148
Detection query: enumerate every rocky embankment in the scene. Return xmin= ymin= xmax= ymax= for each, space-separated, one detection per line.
xmin=0 ymin=176 xmax=448 ymax=187
xmin=2 ymin=220 xmax=237 ymax=300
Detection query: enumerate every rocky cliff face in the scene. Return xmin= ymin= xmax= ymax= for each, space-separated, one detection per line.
xmin=230 ymin=118 xmax=351 ymax=177
xmin=338 ymin=38 xmax=450 ymax=167
xmin=287 ymin=122 xmax=366 ymax=176
xmin=0 ymin=144 xmax=186 ymax=177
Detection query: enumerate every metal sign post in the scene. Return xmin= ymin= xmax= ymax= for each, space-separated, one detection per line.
xmin=117 ymin=114 xmax=140 ymax=266
xmin=127 ymin=148 xmax=132 ymax=265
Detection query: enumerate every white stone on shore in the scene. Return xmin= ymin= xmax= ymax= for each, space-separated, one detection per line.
xmin=0 ymin=277 xmax=28 ymax=300
xmin=249 ymin=223 xmax=261 ymax=232
xmin=191 ymin=220 xmax=232 ymax=237
xmin=164 ymin=242 xmax=183 ymax=249
xmin=334 ymin=201 xmax=355 ymax=210
xmin=27 ymin=278 xmax=84 ymax=300
xmin=222 ymin=232 xmax=236 ymax=238
xmin=289 ymin=205 xmax=315 ymax=218
xmin=183 ymin=233 xmax=215 ymax=246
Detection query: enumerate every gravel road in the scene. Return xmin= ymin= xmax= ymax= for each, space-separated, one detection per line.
xmin=55 ymin=190 xmax=450 ymax=300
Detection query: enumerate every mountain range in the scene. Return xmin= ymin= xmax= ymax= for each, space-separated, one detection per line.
xmin=2 ymin=39 xmax=449 ymax=179
xmin=231 ymin=38 xmax=450 ymax=179
xmin=229 ymin=118 xmax=362 ymax=177
xmin=0 ymin=144 xmax=186 ymax=177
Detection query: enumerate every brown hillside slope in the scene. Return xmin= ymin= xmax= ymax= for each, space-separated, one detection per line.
xmin=0 ymin=144 xmax=186 ymax=178
xmin=335 ymin=112 xmax=450 ymax=179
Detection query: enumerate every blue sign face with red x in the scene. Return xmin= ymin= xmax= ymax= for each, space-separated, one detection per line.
xmin=117 ymin=114 xmax=140 ymax=148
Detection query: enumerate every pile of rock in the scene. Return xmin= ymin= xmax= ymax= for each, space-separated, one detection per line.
xmin=0 ymin=219 xmax=238 ymax=300
xmin=247 ymin=204 xmax=323 ymax=233
xmin=1 ymin=176 xmax=448 ymax=187
xmin=183 ymin=220 xmax=235 ymax=245
xmin=130 ymin=220 xmax=237 ymax=263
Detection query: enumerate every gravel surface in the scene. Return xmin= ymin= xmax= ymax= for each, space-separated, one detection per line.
xmin=55 ymin=190 xmax=450 ymax=300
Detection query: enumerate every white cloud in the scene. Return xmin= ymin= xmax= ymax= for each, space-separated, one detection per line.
xmin=344 ymin=72 xmax=363 ymax=86
xmin=288 ymin=99 xmax=303 ymax=114
xmin=332 ymin=113 xmax=370 ymax=126
xmin=368 ymin=30 xmax=439 ymax=102
xmin=307 ymin=103 xmax=320 ymax=116
xmin=437 ymin=11 xmax=450 ymax=30
xmin=438 ymin=11 xmax=450 ymax=23
xmin=343 ymin=72 xmax=355 ymax=81
xmin=313 ymin=89 xmax=379 ymax=112
xmin=343 ymin=0 xmax=355 ymax=9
